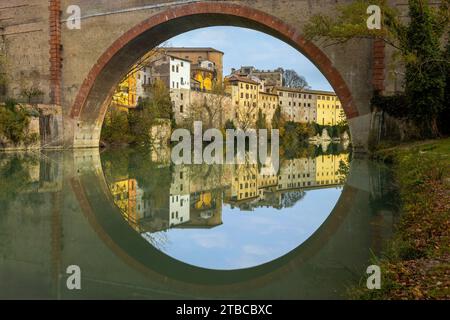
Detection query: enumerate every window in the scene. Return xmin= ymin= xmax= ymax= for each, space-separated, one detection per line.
xmin=172 ymin=65 xmax=175 ymax=72
xmin=180 ymin=93 xmax=183 ymax=100
xmin=181 ymin=62 xmax=184 ymax=67
xmin=180 ymin=77 xmax=184 ymax=85
xmin=176 ymin=66 xmax=179 ymax=73
xmin=180 ymin=105 xmax=183 ymax=113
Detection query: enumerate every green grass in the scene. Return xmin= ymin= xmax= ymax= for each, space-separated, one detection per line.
xmin=351 ymin=138 xmax=450 ymax=300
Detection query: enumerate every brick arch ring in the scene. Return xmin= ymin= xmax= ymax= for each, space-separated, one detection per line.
xmin=69 ymin=1 xmax=359 ymax=128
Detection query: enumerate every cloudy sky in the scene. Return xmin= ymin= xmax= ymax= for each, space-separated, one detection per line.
xmin=167 ymin=26 xmax=333 ymax=91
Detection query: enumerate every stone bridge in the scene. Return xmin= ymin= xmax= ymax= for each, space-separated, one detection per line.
xmin=1 ymin=0 xmax=403 ymax=150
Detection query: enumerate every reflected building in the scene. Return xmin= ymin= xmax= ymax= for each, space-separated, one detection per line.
xmin=109 ymin=150 xmax=350 ymax=234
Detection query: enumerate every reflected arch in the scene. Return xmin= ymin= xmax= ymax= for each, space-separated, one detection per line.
xmin=70 ymin=151 xmax=371 ymax=297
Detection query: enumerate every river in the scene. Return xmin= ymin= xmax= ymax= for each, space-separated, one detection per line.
xmin=0 ymin=145 xmax=398 ymax=299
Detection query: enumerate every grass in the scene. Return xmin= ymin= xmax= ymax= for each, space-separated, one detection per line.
xmin=350 ymin=138 xmax=450 ymax=300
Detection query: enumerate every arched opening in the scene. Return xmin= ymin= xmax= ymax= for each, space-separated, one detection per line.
xmin=68 ymin=2 xmax=358 ymax=148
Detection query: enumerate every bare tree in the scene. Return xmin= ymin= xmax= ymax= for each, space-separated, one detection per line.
xmin=235 ymin=97 xmax=258 ymax=130
xmin=282 ymin=69 xmax=309 ymax=89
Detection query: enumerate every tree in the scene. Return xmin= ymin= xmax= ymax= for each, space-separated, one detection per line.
xmin=101 ymin=107 xmax=132 ymax=145
xmin=282 ymin=69 xmax=309 ymax=89
xmin=403 ymin=0 xmax=447 ymax=137
xmin=224 ymin=119 xmax=236 ymax=130
xmin=303 ymin=0 xmax=449 ymax=138
xmin=236 ymin=101 xmax=258 ymax=130
xmin=255 ymin=109 xmax=267 ymax=129
xmin=201 ymin=81 xmax=227 ymax=129
xmin=271 ymin=105 xmax=285 ymax=131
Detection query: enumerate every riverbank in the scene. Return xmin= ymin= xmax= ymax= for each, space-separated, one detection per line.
xmin=351 ymin=138 xmax=450 ymax=299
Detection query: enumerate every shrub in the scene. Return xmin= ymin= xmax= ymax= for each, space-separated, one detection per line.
xmin=0 ymin=101 xmax=31 ymax=145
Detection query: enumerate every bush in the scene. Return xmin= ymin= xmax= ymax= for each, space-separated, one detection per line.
xmin=0 ymin=101 xmax=31 ymax=145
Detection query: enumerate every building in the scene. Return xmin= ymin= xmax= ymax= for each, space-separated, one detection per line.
xmin=315 ymin=153 xmax=348 ymax=185
xmin=231 ymin=66 xmax=283 ymax=87
xmin=111 ymin=74 xmax=137 ymax=110
xmin=148 ymin=54 xmax=191 ymax=90
xmin=148 ymin=54 xmax=192 ymax=123
xmin=164 ymin=47 xmax=224 ymax=85
xmin=313 ymin=90 xmax=344 ymax=126
xmin=273 ymin=87 xmax=314 ymax=123
xmin=224 ymin=74 xmax=260 ymax=128
xmin=258 ymin=91 xmax=278 ymax=128
xmin=191 ymin=60 xmax=216 ymax=91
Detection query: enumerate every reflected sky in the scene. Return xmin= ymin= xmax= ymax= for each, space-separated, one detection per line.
xmin=151 ymin=187 xmax=342 ymax=270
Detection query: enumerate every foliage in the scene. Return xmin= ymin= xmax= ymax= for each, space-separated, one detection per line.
xmin=352 ymin=138 xmax=450 ymax=299
xmin=101 ymin=107 xmax=133 ymax=145
xmin=255 ymin=109 xmax=267 ymax=129
xmin=304 ymin=0 xmax=450 ymax=138
xmin=371 ymin=90 xmax=409 ymax=118
xmin=224 ymin=119 xmax=236 ymax=130
xmin=439 ymin=39 xmax=450 ymax=136
xmin=184 ymin=81 xmax=227 ymax=130
xmin=102 ymin=79 xmax=174 ymax=146
xmin=0 ymin=100 xmax=33 ymax=145
xmin=281 ymin=69 xmax=309 ymax=89
xmin=271 ymin=105 xmax=285 ymax=131
xmin=403 ymin=0 xmax=447 ymax=137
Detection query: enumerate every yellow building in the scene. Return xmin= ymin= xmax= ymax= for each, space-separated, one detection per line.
xmin=231 ymin=163 xmax=258 ymax=201
xmin=225 ymin=75 xmax=260 ymax=128
xmin=315 ymin=153 xmax=349 ymax=185
xmin=315 ymin=91 xmax=343 ymax=126
xmin=111 ymin=73 xmax=138 ymax=110
xmin=110 ymin=178 xmax=139 ymax=230
xmin=192 ymin=65 xmax=214 ymax=91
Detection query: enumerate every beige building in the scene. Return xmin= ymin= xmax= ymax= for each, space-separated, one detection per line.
xmin=258 ymin=91 xmax=278 ymax=128
xmin=273 ymin=87 xmax=316 ymax=123
xmin=224 ymin=74 xmax=260 ymax=128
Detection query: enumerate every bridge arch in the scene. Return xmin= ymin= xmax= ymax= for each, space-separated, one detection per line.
xmin=68 ymin=1 xmax=360 ymax=148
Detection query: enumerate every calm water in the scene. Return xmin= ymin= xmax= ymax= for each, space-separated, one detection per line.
xmin=0 ymin=145 xmax=397 ymax=299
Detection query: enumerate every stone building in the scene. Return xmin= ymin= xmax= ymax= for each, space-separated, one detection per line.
xmin=164 ymin=47 xmax=224 ymax=85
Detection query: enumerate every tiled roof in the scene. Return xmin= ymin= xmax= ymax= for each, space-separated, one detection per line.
xmin=164 ymin=47 xmax=224 ymax=54
xmin=225 ymin=75 xmax=259 ymax=85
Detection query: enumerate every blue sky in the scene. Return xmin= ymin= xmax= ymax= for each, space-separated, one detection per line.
xmin=167 ymin=26 xmax=333 ymax=91
xmin=145 ymin=187 xmax=342 ymax=270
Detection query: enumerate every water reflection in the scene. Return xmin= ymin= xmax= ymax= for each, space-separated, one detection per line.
xmin=0 ymin=146 xmax=397 ymax=299
xmin=102 ymin=146 xmax=350 ymax=269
